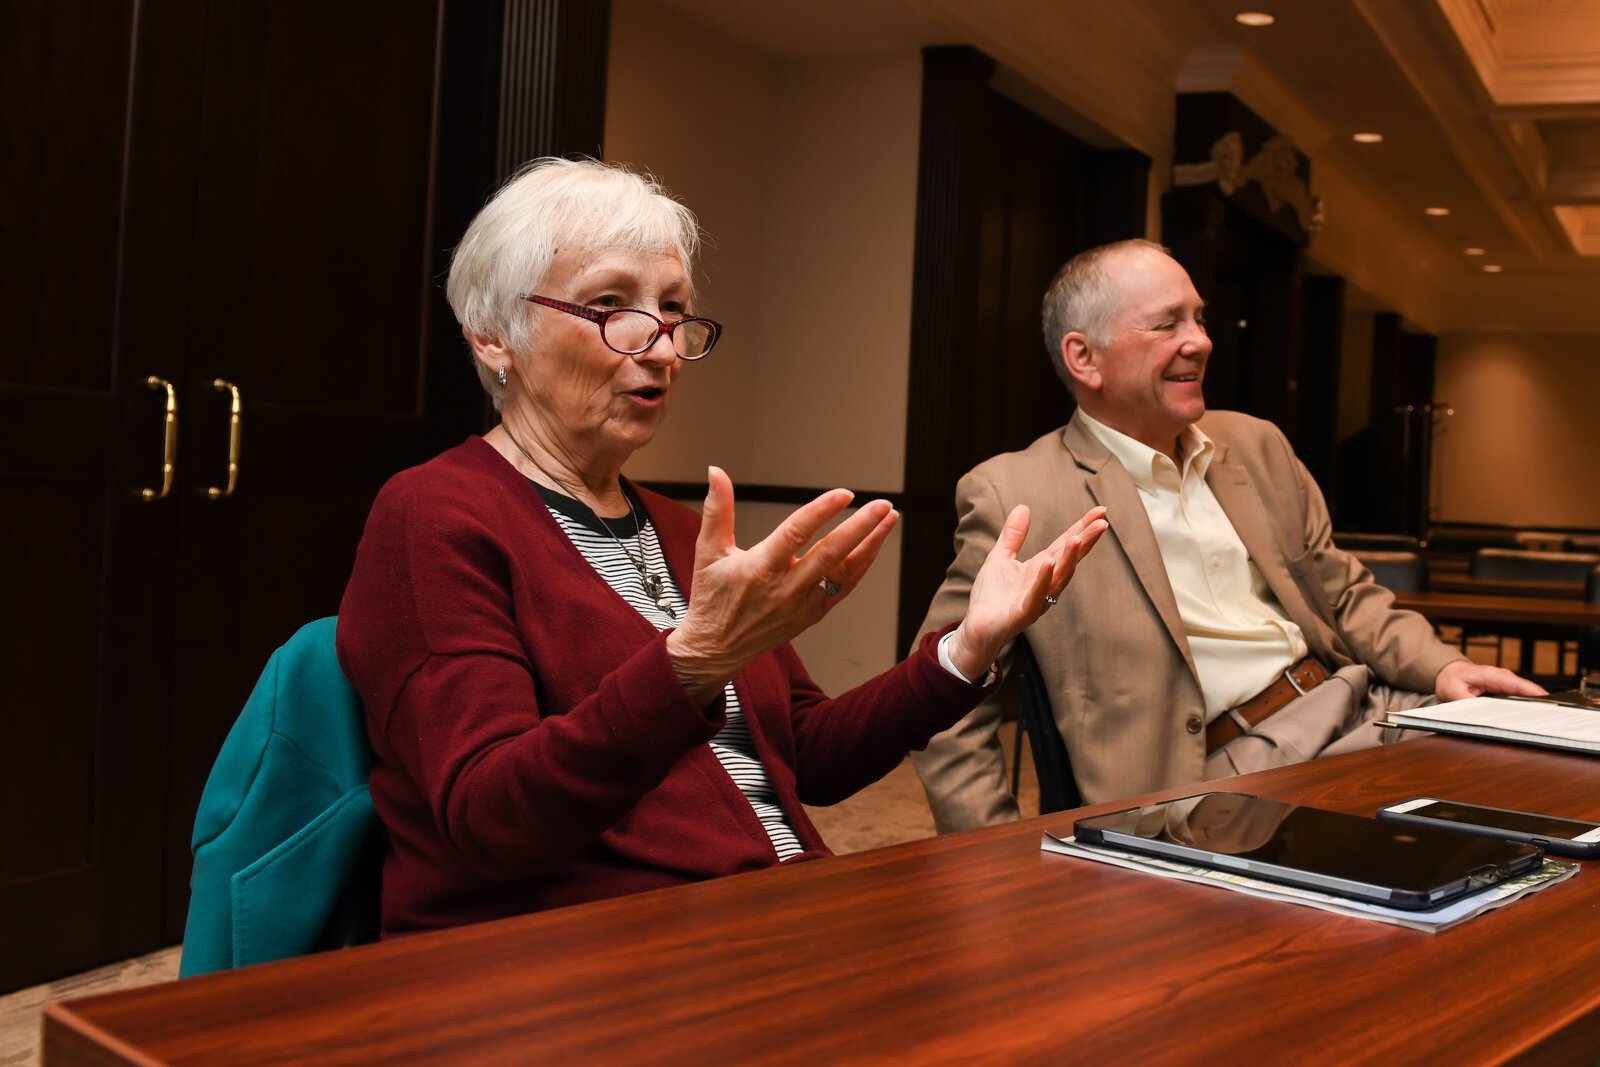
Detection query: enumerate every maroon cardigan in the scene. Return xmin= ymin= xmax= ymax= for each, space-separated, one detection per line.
xmin=337 ymin=437 xmax=993 ymax=935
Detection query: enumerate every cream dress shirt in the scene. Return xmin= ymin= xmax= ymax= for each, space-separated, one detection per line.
xmin=1075 ymin=410 xmax=1308 ymax=718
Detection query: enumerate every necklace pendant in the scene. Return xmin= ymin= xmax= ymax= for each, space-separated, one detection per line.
xmin=644 ymin=573 xmax=676 ymax=617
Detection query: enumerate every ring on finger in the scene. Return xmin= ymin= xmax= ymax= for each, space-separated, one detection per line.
xmin=1044 ymin=594 xmax=1058 ymax=606
xmin=819 ymin=577 xmax=843 ymax=597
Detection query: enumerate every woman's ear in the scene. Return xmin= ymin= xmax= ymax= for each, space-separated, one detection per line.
xmin=1060 ymin=333 xmax=1099 ymax=392
xmin=468 ymin=333 xmax=511 ymax=376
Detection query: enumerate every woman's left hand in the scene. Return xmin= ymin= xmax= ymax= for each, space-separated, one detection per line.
xmin=944 ymin=505 xmax=1108 ymax=680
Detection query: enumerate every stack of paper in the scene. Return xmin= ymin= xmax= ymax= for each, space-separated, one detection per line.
xmin=1386 ymin=696 xmax=1600 ymax=755
xmin=1043 ymin=832 xmax=1577 ymax=933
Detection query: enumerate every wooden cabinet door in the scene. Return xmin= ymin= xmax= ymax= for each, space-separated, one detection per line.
xmin=0 ymin=0 xmax=493 ymax=989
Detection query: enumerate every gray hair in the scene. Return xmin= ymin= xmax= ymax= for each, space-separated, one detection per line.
xmin=1039 ymin=238 xmax=1170 ymax=388
xmin=446 ymin=157 xmax=702 ymax=410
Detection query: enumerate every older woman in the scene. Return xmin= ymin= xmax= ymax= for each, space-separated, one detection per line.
xmin=338 ymin=158 xmax=1106 ymax=936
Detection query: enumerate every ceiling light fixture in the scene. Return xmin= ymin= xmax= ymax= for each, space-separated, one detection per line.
xmin=1235 ymin=12 xmax=1276 ymax=26
xmin=1424 ymin=207 xmax=1450 ymax=217
xmin=1464 ymin=247 xmax=1486 ymax=256
xmin=1482 ymin=264 xmax=1503 ymax=273
xmin=1352 ymin=132 xmax=1384 ymax=144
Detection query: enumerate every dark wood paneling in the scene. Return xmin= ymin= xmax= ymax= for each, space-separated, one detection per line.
xmin=0 ymin=0 xmax=132 ymax=391
xmin=500 ymin=0 xmax=612 ymax=169
xmin=897 ymin=47 xmax=994 ymax=655
xmin=2 ymin=0 xmax=616 ymax=992
xmin=897 ymin=48 xmax=1149 ymax=653
xmin=1298 ymin=274 xmax=1345 ymax=492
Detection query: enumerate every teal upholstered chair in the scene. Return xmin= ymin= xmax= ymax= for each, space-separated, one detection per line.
xmin=179 ymin=617 xmax=384 ymax=977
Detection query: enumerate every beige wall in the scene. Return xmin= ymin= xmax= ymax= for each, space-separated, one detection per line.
xmin=605 ymin=0 xmax=921 ymax=688
xmin=1433 ymin=332 xmax=1600 ymax=528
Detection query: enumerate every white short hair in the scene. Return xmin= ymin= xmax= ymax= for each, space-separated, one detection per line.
xmin=446 ymin=157 xmax=702 ymax=409
xmin=1040 ymin=238 xmax=1170 ymax=390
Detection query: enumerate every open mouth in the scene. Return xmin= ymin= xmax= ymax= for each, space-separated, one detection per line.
xmin=628 ymin=387 xmax=667 ymax=401
xmin=1166 ymin=373 xmax=1201 ymax=383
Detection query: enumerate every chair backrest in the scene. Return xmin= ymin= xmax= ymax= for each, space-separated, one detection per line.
xmin=1424 ymin=526 xmax=1520 ymax=555
xmin=1352 ymin=549 xmax=1429 ymax=593
xmin=1012 ymin=634 xmax=1082 ymax=814
xmin=1584 ymin=565 xmax=1600 ymax=671
xmin=1470 ymin=548 xmax=1600 ymax=585
xmin=179 ymin=617 xmax=383 ymax=977
xmin=1333 ymin=532 xmax=1420 ymax=554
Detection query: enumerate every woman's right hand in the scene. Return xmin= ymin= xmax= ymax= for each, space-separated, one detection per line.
xmin=665 ymin=466 xmax=898 ymax=705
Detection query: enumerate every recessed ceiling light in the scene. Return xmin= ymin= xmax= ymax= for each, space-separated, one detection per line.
xmin=1482 ymin=264 xmax=1503 ymax=273
xmin=1235 ymin=12 xmax=1276 ymax=26
xmin=1464 ymin=247 xmax=1486 ymax=256
xmin=1352 ymin=132 xmax=1384 ymax=144
xmin=1424 ymin=207 xmax=1450 ymax=217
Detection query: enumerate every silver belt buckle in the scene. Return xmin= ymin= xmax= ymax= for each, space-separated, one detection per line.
xmin=1284 ymin=660 xmax=1311 ymax=696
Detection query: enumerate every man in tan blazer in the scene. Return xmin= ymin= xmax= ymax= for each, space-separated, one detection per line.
xmin=912 ymin=239 xmax=1542 ymax=831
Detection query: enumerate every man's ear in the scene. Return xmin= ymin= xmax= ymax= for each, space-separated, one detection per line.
xmin=1060 ymin=333 xmax=1099 ymax=392
xmin=468 ymin=333 xmax=511 ymax=375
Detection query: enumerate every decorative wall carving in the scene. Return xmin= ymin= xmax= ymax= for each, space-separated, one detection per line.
xmin=1174 ymin=131 xmax=1324 ymax=234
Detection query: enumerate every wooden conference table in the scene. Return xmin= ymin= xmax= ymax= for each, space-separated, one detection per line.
xmin=44 ymin=737 xmax=1600 ymax=1065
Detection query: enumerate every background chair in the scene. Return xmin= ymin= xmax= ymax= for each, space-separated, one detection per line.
xmin=1470 ymin=548 xmax=1600 ymax=585
xmin=1583 ymin=564 xmax=1600 ymax=676
xmin=179 ymin=617 xmax=383 ymax=977
xmin=1010 ymin=634 xmax=1082 ymax=815
xmin=1350 ymin=549 xmax=1429 ymax=593
xmin=1333 ymin=532 xmax=1420 ymax=554
xmin=1468 ymin=550 xmax=1600 ymax=683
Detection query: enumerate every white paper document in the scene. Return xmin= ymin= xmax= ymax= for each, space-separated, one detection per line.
xmin=1388 ymin=696 xmax=1600 ymax=754
xmin=1042 ymin=832 xmax=1578 ymax=933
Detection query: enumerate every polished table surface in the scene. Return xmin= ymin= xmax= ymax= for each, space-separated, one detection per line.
xmin=44 ymin=738 xmax=1600 ymax=1066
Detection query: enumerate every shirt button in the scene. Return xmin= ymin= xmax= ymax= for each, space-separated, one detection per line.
xmin=1185 ymin=716 xmax=1203 ymax=734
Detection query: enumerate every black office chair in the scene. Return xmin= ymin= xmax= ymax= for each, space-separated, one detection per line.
xmin=1423 ymin=527 xmax=1519 ymax=556
xmin=1351 ymin=549 xmax=1429 ymax=593
xmin=1334 ymin=532 xmax=1420 ymax=554
xmin=1010 ymin=634 xmax=1082 ymax=815
xmin=1469 ymin=549 xmax=1600 ymax=682
xmin=1470 ymin=548 xmax=1600 ymax=585
xmin=1582 ymin=564 xmax=1600 ymax=675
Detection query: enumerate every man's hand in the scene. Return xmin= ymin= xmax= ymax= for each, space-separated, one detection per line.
xmin=944 ymin=504 xmax=1108 ymax=681
xmin=1435 ymin=659 xmax=1547 ymax=701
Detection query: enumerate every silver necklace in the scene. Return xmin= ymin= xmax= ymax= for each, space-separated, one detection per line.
xmin=502 ymin=426 xmax=677 ymax=618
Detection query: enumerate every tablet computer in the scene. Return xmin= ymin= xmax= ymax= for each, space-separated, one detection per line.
xmin=1074 ymin=791 xmax=1545 ymax=910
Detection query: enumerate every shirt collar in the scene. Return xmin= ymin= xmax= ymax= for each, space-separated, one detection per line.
xmin=1073 ymin=409 xmax=1214 ymax=492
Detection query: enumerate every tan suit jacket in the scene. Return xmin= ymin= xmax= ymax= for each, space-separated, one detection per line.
xmin=911 ymin=410 xmax=1463 ymax=830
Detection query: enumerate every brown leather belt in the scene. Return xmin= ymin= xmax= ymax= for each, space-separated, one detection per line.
xmin=1205 ymin=655 xmax=1331 ymax=753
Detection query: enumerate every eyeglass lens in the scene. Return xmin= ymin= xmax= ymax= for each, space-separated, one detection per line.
xmin=602 ymin=310 xmax=714 ymax=358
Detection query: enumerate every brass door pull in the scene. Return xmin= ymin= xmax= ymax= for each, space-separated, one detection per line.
xmin=139 ymin=376 xmax=177 ymax=502
xmin=206 ymin=379 xmax=241 ymax=499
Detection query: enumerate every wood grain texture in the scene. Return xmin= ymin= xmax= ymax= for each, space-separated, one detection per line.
xmin=43 ymin=738 xmax=1600 ymax=1065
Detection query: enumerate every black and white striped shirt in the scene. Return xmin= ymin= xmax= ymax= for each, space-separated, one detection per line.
xmin=535 ymin=483 xmax=806 ymax=861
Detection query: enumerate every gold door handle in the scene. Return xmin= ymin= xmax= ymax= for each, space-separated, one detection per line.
xmin=139 ymin=376 xmax=177 ymax=502
xmin=206 ymin=379 xmax=242 ymax=499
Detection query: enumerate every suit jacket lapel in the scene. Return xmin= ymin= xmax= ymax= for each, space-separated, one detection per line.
xmin=1204 ymin=442 xmax=1319 ymax=627
xmin=1063 ymin=419 xmax=1195 ymax=676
